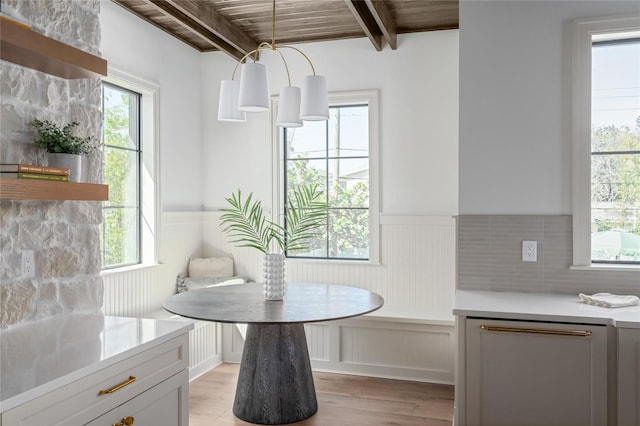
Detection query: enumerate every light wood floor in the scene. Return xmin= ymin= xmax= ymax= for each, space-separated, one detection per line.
xmin=189 ymin=363 xmax=454 ymax=426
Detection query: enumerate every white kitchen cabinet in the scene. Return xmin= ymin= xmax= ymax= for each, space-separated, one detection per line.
xmin=86 ymin=369 xmax=188 ymax=426
xmin=464 ymin=318 xmax=608 ymax=426
xmin=0 ymin=315 xmax=192 ymax=426
xmin=618 ymin=328 xmax=640 ymax=425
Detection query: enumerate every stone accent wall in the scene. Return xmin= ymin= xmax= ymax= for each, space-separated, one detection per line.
xmin=0 ymin=0 xmax=104 ymax=328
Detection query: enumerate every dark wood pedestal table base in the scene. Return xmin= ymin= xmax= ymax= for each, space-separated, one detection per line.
xmin=163 ymin=282 xmax=384 ymax=425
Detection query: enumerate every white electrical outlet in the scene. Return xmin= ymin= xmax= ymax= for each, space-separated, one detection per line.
xmin=522 ymin=240 xmax=537 ymax=262
xmin=22 ymin=250 xmax=35 ymax=278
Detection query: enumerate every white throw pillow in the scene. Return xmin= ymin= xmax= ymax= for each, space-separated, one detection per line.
xmin=188 ymin=256 xmax=233 ymax=278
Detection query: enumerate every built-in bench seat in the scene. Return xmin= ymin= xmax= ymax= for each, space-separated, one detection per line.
xmin=365 ymin=304 xmax=455 ymax=326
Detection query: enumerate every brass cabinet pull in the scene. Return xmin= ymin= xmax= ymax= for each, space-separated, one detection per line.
xmin=112 ymin=417 xmax=134 ymax=426
xmin=480 ymin=324 xmax=592 ymax=337
xmin=98 ymin=376 xmax=136 ymax=395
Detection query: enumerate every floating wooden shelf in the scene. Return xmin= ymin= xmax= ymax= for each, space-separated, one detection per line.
xmin=0 ymin=17 xmax=107 ymax=79
xmin=0 ymin=17 xmax=108 ymax=201
xmin=0 ymin=179 xmax=109 ymax=201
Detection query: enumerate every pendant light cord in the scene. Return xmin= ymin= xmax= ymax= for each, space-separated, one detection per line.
xmin=272 ymin=0 xmax=276 ymax=49
xmin=230 ymin=0 xmax=317 ymax=84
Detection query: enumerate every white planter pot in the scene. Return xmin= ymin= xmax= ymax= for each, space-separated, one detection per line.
xmin=263 ymin=253 xmax=286 ymax=300
xmin=48 ymin=153 xmax=82 ymax=182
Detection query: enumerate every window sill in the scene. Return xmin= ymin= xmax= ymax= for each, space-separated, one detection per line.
xmin=570 ymin=264 xmax=640 ymax=272
xmin=100 ymin=262 xmax=163 ymax=276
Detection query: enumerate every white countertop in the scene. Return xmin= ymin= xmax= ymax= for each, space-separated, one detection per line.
xmin=0 ymin=314 xmax=193 ymax=412
xmin=453 ymin=290 xmax=640 ymax=328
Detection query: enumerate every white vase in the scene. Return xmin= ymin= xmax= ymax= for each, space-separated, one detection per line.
xmin=48 ymin=153 xmax=82 ymax=182
xmin=263 ymin=253 xmax=286 ymax=300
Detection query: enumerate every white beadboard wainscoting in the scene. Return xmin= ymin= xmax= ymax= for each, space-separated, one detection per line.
xmin=102 ymin=212 xmax=457 ymax=384
xmin=188 ymin=321 xmax=222 ymax=380
xmin=102 ymin=264 xmax=170 ymax=317
xmin=102 ymin=212 xmax=221 ymax=380
xmin=204 ymin=213 xmax=457 ymax=322
xmin=102 ymin=212 xmax=204 ymax=316
xmin=210 ymin=213 xmax=457 ymax=383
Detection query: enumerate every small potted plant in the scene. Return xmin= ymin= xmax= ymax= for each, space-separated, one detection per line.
xmin=220 ymin=184 xmax=328 ymax=300
xmin=30 ymin=119 xmax=97 ymax=182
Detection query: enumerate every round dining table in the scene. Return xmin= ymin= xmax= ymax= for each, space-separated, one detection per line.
xmin=163 ymin=282 xmax=384 ymax=425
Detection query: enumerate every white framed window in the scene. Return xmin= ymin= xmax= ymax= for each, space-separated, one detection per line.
xmin=101 ymin=67 xmax=160 ymax=270
xmin=572 ymin=15 xmax=640 ymax=268
xmin=272 ymin=90 xmax=380 ymax=263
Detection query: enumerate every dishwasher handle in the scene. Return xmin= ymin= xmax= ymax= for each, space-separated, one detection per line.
xmin=480 ymin=324 xmax=592 ymax=337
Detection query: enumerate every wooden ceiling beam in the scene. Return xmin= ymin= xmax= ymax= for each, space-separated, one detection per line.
xmin=364 ymin=0 xmax=397 ymax=50
xmin=344 ymin=0 xmax=384 ymax=51
xmin=165 ymin=0 xmax=258 ymax=57
xmin=144 ymin=0 xmax=250 ymax=61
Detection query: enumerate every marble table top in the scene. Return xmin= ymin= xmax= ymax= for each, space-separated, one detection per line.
xmin=163 ymin=282 xmax=384 ymax=324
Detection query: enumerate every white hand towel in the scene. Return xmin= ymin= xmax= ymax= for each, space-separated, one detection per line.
xmin=578 ymin=293 xmax=640 ymax=308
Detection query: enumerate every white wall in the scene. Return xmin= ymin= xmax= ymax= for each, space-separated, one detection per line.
xmin=100 ymin=1 xmax=205 ymax=323
xmin=100 ymin=10 xmax=460 ymax=383
xmin=198 ymin=32 xmax=459 ymax=383
xmin=201 ymin=31 xmax=459 ymax=215
xmin=459 ymin=0 xmax=640 ymax=215
xmin=100 ymin=1 xmax=203 ymax=211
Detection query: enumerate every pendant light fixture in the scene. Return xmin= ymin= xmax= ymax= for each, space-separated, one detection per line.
xmin=217 ymin=0 xmax=329 ymax=127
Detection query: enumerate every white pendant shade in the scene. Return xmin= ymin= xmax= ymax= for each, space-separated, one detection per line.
xmin=276 ymin=86 xmax=303 ymax=128
xmin=217 ymin=80 xmax=246 ymax=122
xmin=238 ymin=62 xmax=270 ymax=112
xmin=301 ymin=75 xmax=329 ymax=121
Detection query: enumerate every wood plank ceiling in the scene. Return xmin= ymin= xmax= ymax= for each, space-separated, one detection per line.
xmin=111 ymin=0 xmax=459 ymax=60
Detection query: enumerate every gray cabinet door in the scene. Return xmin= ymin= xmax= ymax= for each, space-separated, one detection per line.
xmin=465 ymin=318 xmax=608 ymax=426
xmin=619 ymin=328 xmax=640 ymax=426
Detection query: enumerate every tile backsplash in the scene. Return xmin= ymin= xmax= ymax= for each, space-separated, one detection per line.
xmin=457 ymin=215 xmax=640 ymax=296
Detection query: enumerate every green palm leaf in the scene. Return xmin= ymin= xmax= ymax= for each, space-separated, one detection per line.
xmin=220 ymin=185 xmax=328 ymax=255
xmin=220 ymin=190 xmax=273 ymax=254
xmin=285 ymin=184 xmax=328 ymax=252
